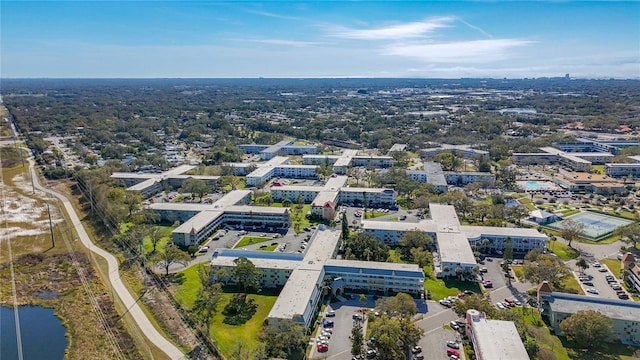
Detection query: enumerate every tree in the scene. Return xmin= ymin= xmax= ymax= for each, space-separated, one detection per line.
xmin=359 ymin=294 xmax=368 ymax=309
xmin=180 ymin=178 xmax=211 ymax=201
xmin=123 ymin=190 xmax=143 ymax=216
xmin=523 ymin=254 xmax=569 ymax=288
xmin=559 ymin=310 xmax=615 ymax=349
xmin=341 ymin=212 xmax=349 ymax=241
xmin=576 ymin=258 xmax=589 ymax=274
xmin=616 ymin=223 xmax=640 ymax=250
xmin=259 ymin=320 xmax=307 ymax=358
xmin=524 ymin=338 xmax=540 ymax=358
xmin=559 ymin=219 xmax=585 ymax=248
xmin=232 ymin=257 xmax=261 ymax=297
xmin=368 ymin=314 xmax=424 ymax=360
xmin=451 ymin=294 xmax=498 ymax=318
xmin=146 ymin=225 xmax=168 ymax=254
xmin=351 ymin=319 xmax=364 ymax=357
xmin=399 ymin=231 xmax=434 ymax=262
xmin=191 ymin=265 xmax=223 ymax=335
xmin=156 ymin=243 xmax=190 ymax=275
xmin=376 ymin=293 xmax=418 ymax=317
xmin=344 ymin=233 xmax=389 ymax=262
xmin=409 ymin=247 xmax=433 ymax=268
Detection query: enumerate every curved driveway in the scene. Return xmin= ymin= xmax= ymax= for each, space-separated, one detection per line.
xmin=29 ymin=160 xmax=185 ymax=360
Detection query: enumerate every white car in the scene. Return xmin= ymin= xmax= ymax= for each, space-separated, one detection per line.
xmin=586 ymin=288 xmax=599 ymax=294
xmin=495 ymin=302 xmax=505 ymax=310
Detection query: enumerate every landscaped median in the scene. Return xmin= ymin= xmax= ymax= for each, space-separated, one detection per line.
xmin=233 ymin=236 xmax=271 ymax=249
xmin=424 ymin=277 xmax=482 ymax=301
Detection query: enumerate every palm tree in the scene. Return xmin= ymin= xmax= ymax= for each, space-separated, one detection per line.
xmin=576 ymin=258 xmax=589 ymax=274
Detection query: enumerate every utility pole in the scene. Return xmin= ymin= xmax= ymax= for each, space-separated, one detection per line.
xmin=47 ymin=204 xmax=55 ymax=248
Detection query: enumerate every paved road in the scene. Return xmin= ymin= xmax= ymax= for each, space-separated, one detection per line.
xmin=28 ymin=158 xmax=185 ymax=360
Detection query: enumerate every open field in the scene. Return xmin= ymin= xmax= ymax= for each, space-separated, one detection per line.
xmin=424 ymin=277 xmax=482 ymax=300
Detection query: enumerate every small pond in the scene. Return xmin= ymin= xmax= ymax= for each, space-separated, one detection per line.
xmin=1 ymin=305 xmax=67 ymax=360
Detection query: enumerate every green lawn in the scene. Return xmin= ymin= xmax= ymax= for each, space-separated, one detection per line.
xmin=173 ymin=265 xmax=203 ymax=308
xmin=600 ymin=258 xmax=622 ymax=278
xmin=388 ymin=249 xmax=406 ymax=263
xmin=424 ymin=278 xmax=482 ymax=301
xmin=558 ymin=273 xmax=584 ymax=295
xmin=519 ymin=307 xmax=571 ymax=360
xmin=560 ymin=209 xmax=580 ymax=216
xmin=257 ymin=244 xmax=278 ymax=251
xmin=547 ymin=240 xmax=579 ymax=260
xmin=172 ymin=265 xmax=278 ymax=356
xmin=233 ymin=236 xmax=272 ymax=248
xmin=210 ymin=293 xmax=278 ymax=355
xmin=364 ymin=210 xmax=386 ymax=219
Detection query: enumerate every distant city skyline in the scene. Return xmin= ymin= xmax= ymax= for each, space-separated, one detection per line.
xmin=2 ymin=1 xmax=639 ymax=79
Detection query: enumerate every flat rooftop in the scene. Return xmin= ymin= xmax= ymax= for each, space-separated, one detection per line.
xmin=268 ymin=267 xmax=322 ymax=320
xmin=174 ymin=210 xmax=224 ymax=234
xmin=303 ymin=228 xmax=341 ymax=263
xmin=471 ymin=318 xmax=530 ymax=360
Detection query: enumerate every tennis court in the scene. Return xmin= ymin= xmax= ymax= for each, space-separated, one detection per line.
xmin=547 ymin=211 xmax=635 ymax=240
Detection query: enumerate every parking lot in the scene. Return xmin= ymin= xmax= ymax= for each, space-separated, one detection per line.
xmin=573 ymin=263 xmax=630 ymax=300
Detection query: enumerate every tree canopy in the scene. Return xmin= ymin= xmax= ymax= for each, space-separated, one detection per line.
xmin=559 ymin=310 xmax=615 ymax=349
xmin=232 ymin=257 xmax=262 ymax=295
xmin=375 ymin=292 xmax=418 ymax=317
xmin=343 ymin=233 xmax=389 ymax=262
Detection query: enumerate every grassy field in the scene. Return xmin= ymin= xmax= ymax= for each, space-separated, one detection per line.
xmin=172 ymin=265 xmax=277 ymax=356
xmin=557 ymin=273 xmax=585 ymax=295
xmin=600 ymin=258 xmax=622 ymax=278
xmin=547 ymin=239 xmax=580 ymax=260
xmin=424 ymin=278 xmax=482 ymax=301
xmin=233 ymin=236 xmax=271 ymax=248
xmin=257 ymin=244 xmax=278 ymax=251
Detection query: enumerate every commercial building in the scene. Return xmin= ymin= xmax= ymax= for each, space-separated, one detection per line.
xmin=210 ymin=228 xmax=424 ymax=328
xmin=539 ymin=291 xmax=640 ymax=345
xmin=465 ymin=309 xmax=529 ymax=360
xmin=553 ymin=171 xmax=626 ymax=194
xmin=111 ymin=164 xmax=219 ymax=197
xmin=148 ymin=190 xmax=290 ymax=246
xmin=361 ymin=203 xmax=548 ymax=278
xmin=238 ymin=140 xmax=318 ymax=160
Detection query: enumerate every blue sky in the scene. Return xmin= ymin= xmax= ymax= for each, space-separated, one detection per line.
xmin=2 ymin=1 xmax=639 ymax=78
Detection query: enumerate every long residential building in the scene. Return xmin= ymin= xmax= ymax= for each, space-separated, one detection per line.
xmin=361 ymin=203 xmax=548 ymax=277
xmin=245 ymin=156 xmax=318 ymax=186
xmin=238 ymin=140 xmax=318 ymax=160
xmin=210 ymin=228 xmax=424 ymax=328
xmin=148 ymin=190 xmax=290 ymax=246
xmin=302 ymin=149 xmax=393 ymax=174
xmin=408 ymin=162 xmax=495 ymax=192
xmin=111 ymin=164 xmax=219 ymax=197
xmin=539 ymin=291 xmax=640 ymax=345
xmin=270 ymin=175 xmax=397 ymax=220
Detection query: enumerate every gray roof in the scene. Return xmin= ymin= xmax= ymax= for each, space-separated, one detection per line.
xmin=544 ymin=292 xmax=640 ymax=322
xmin=424 ymin=162 xmax=447 ymax=187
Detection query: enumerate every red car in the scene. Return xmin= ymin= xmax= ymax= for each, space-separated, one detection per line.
xmin=447 ymin=348 xmax=460 ymax=357
xmin=317 ymin=344 xmax=329 ymax=352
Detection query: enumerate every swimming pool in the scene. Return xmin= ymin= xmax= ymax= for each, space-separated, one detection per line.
xmin=525 ymin=181 xmax=549 ymax=190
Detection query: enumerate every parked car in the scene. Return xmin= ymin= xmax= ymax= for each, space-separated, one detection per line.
xmin=586 ymin=288 xmax=599 ymax=294
xmin=447 ymin=348 xmax=460 ymax=357
xmin=582 ymin=281 xmax=594 ymax=286
xmin=446 ymin=341 xmax=460 ymax=349
xmin=618 ymin=293 xmax=630 ymax=300
xmin=496 ymin=302 xmax=505 ymax=310
xmin=326 ymin=310 xmax=336 ymax=317
xmin=598 ymin=268 xmax=608 ymax=273
xmin=411 ymin=346 xmax=422 ymax=354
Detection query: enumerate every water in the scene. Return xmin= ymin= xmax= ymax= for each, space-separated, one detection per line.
xmin=1 ymin=306 xmax=68 ymax=360
xmin=525 ymin=181 xmax=549 ymax=190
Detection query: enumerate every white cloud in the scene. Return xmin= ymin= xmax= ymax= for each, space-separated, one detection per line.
xmin=383 ymin=39 xmax=534 ymax=63
xmin=326 ymin=16 xmax=454 ymax=40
